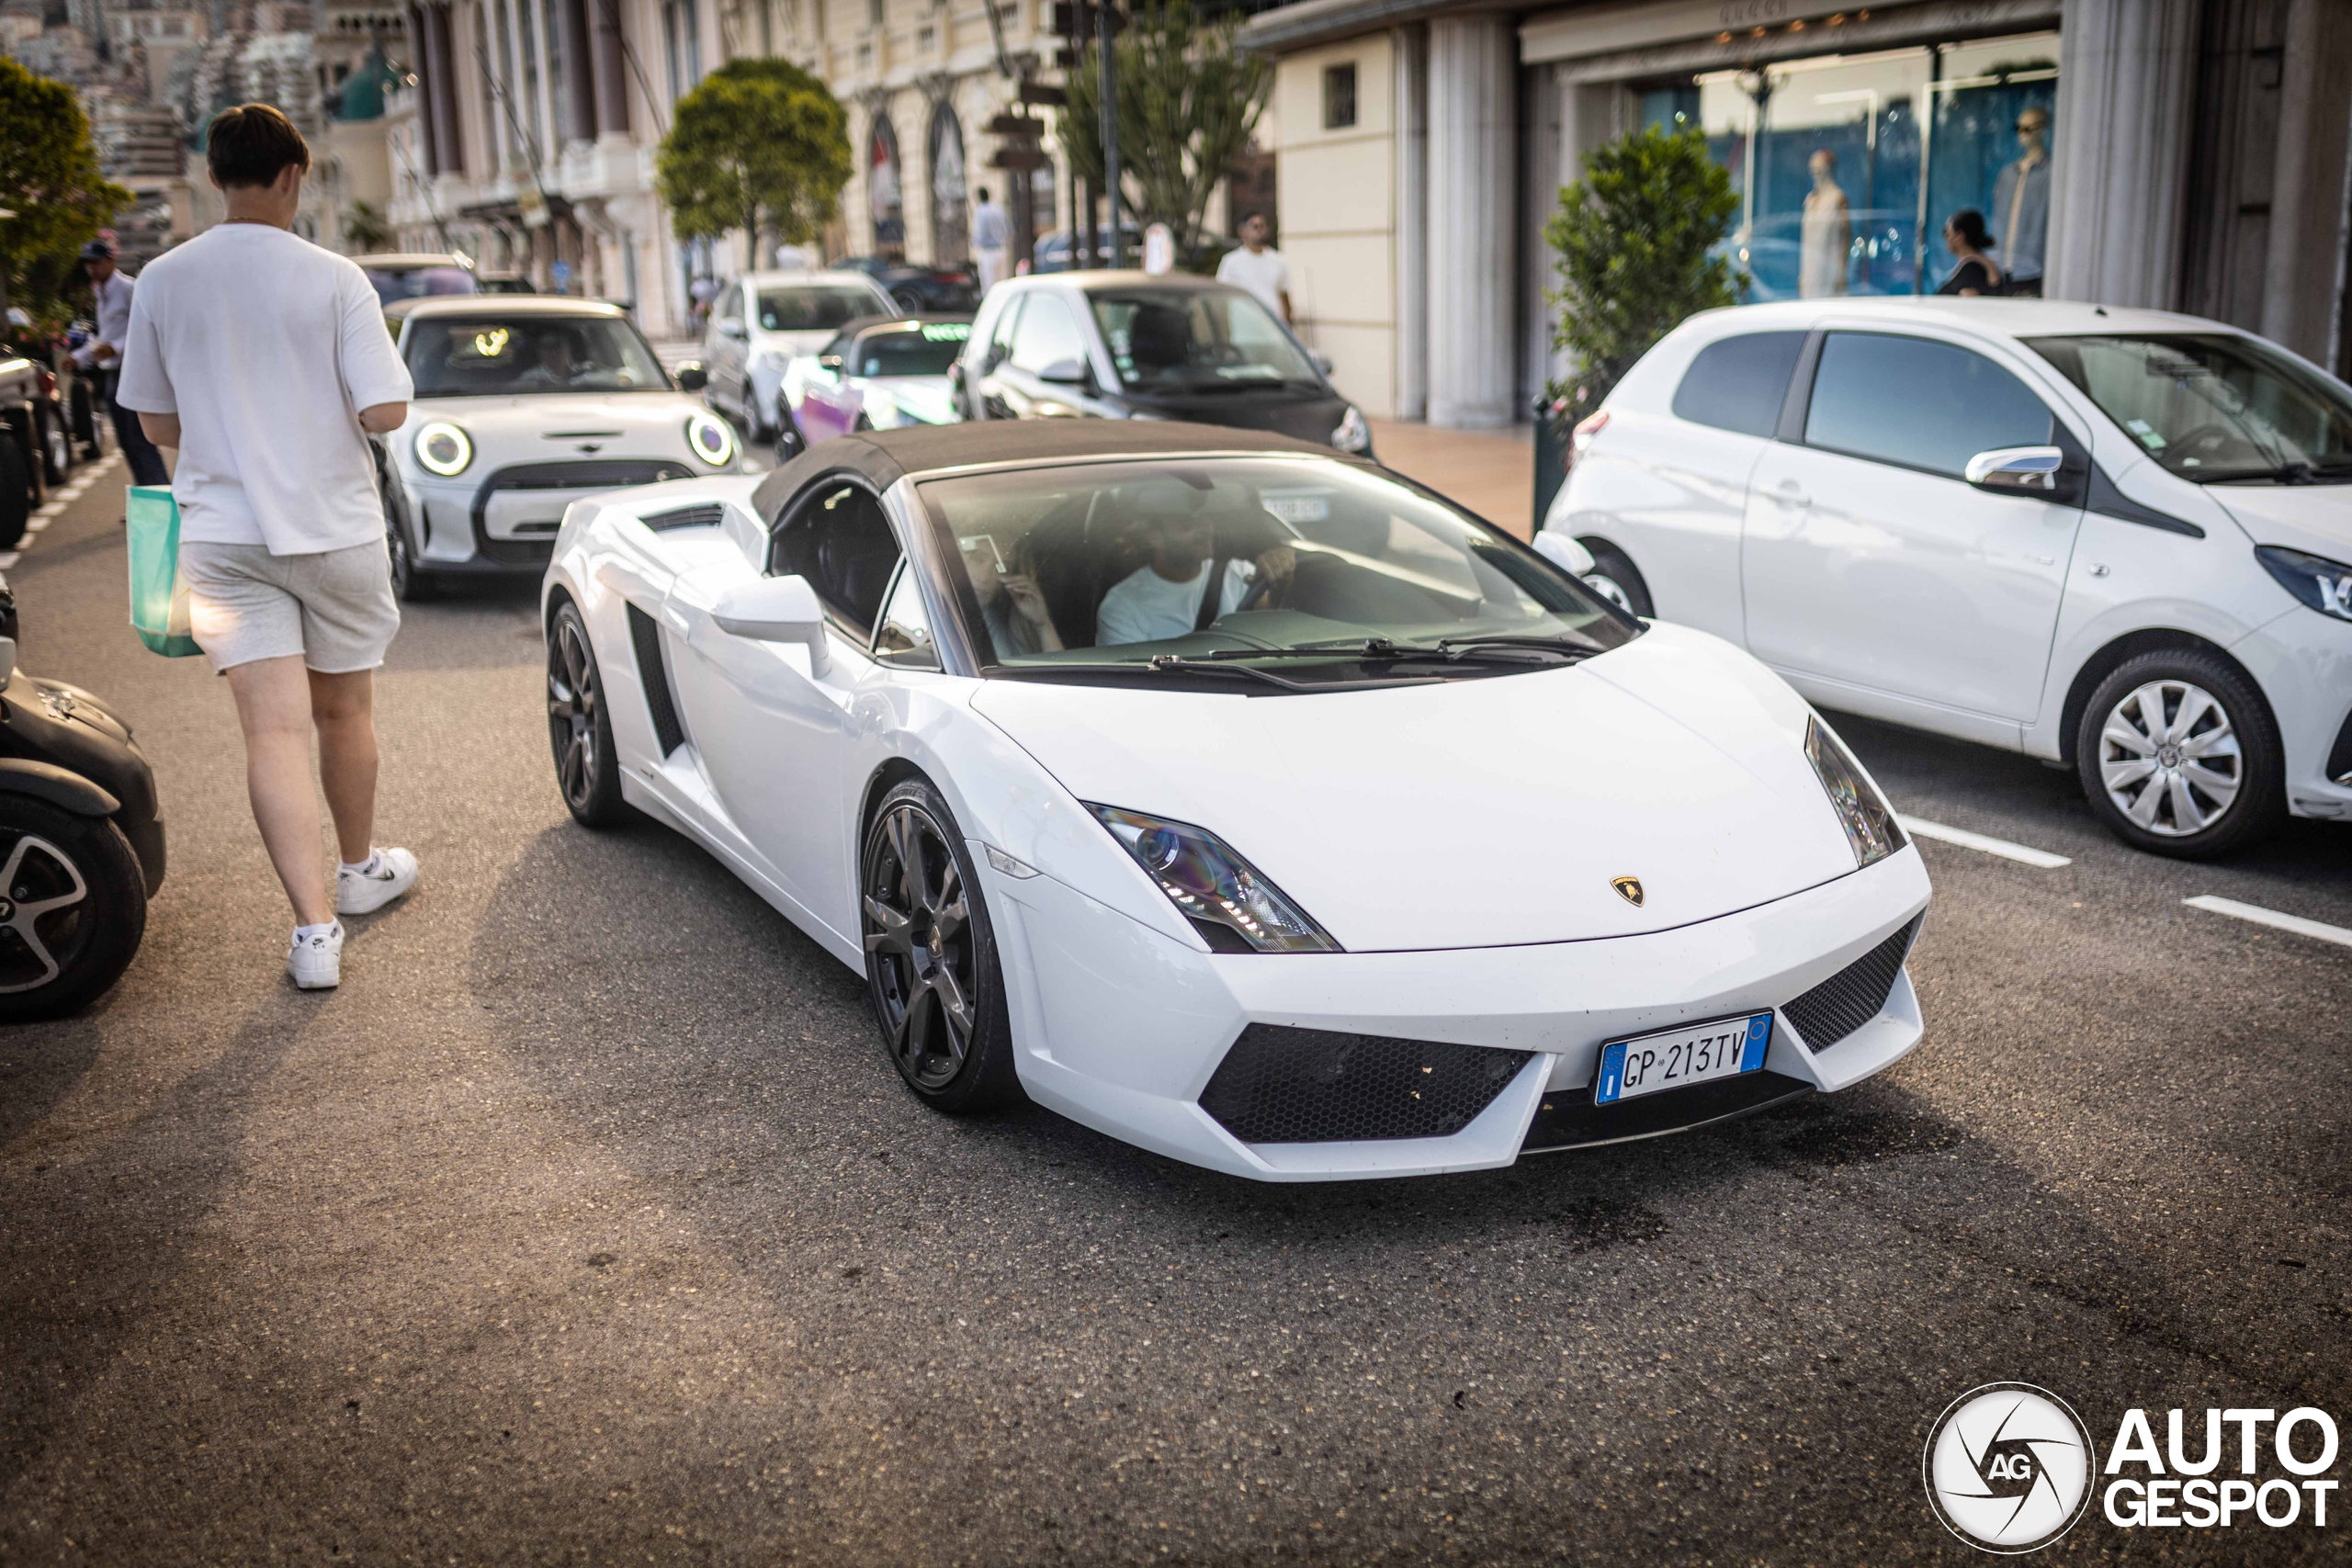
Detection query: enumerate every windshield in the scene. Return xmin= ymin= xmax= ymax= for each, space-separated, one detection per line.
xmin=365 ymin=265 xmax=477 ymax=305
xmin=850 ymin=322 xmax=968 ymax=378
xmin=757 ymin=286 xmax=886 ymax=333
xmin=2025 ymin=333 xmax=2352 ymax=481
xmin=1087 ymin=288 xmax=1319 ymax=392
xmin=918 ymin=457 xmax=1634 ymax=684
xmin=405 ymin=316 xmax=667 ymax=397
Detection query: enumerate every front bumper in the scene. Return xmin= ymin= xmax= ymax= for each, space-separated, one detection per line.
xmin=2230 ymin=604 xmax=2352 ymax=818
xmin=407 ymin=457 xmax=698 ymax=569
xmin=987 ymin=844 xmax=1932 ymax=1181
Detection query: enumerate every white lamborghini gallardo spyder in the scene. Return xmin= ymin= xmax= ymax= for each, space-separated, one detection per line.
xmin=541 ymin=422 xmax=1931 ymax=1181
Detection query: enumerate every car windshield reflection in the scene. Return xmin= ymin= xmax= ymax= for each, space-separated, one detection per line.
xmin=406 ymin=317 xmax=668 ymax=397
xmin=918 ymin=457 xmax=1634 ymax=682
xmin=1088 ymin=288 xmax=1319 ymax=393
xmin=2027 ymin=332 xmax=2352 ymax=482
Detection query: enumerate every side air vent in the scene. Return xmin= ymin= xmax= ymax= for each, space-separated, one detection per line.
xmin=1782 ymin=915 xmax=1922 ymax=1053
xmin=625 ymin=603 xmax=686 ymax=755
xmin=2328 ymin=705 xmax=2352 ymax=784
xmin=642 ymin=502 xmax=726 ymax=532
xmin=1199 ymin=1025 xmax=1532 ymax=1145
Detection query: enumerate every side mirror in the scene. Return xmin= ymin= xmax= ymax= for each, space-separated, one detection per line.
xmin=816 ymin=354 xmax=844 ymax=373
xmin=712 ymin=573 xmax=830 ymax=676
xmin=1037 ymin=356 xmax=1090 ymax=386
xmin=1311 ymin=351 xmax=1335 ymax=377
xmin=1963 ymin=446 xmax=2064 ymax=495
xmin=673 ymin=360 xmax=707 ymax=390
xmin=718 ymin=318 xmax=748 ymax=341
xmin=1532 ymin=531 xmax=1597 ymax=577
xmin=947 ymin=360 xmax=966 ymax=388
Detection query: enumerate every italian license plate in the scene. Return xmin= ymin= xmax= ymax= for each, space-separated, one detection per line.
xmin=1593 ymin=1012 xmax=1772 ymax=1106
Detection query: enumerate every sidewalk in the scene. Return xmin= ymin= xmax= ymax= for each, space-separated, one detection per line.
xmin=1366 ymin=419 xmax=1538 ymax=538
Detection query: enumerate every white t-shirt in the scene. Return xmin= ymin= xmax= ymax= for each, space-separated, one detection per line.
xmin=1096 ymin=558 xmax=1254 ymax=646
xmin=116 ymin=223 xmax=413 ymax=554
xmin=1216 ymin=245 xmax=1290 ymax=318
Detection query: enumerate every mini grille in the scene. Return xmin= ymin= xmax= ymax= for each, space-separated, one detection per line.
xmin=1783 ymin=915 xmax=1922 ymax=1053
xmin=1198 ymin=1025 xmax=1532 ymax=1145
xmin=642 ymin=502 xmax=726 ymax=532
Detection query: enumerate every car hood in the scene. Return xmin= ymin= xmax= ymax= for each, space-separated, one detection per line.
xmin=1122 ymin=386 xmax=1348 ymax=447
xmin=863 ymin=374 xmax=957 ymax=425
xmin=967 ymin=626 xmax=1863 ymax=952
xmin=752 ymin=329 xmax=841 ymax=359
xmin=2202 ymin=480 xmax=2352 ymax=561
xmin=401 ymin=393 xmax=711 ymax=465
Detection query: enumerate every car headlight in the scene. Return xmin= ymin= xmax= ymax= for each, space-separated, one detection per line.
xmin=2256 ymin=545 xmax=2352 ymax=621
xmin=685 ymin=412 xmax=738 ymax=468
xmin=1088 ymin=805 xmax=1338 ymax=953
xmin=1331 ymin=404 xmax=1372 ymax=454
xmin=1804 ymin=716 xmax=1906 ymax=869
xmin=413 ymin=421 xmax=472 ymax=477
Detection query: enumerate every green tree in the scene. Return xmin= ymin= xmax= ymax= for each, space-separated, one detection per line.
xmin=0 ymin=58 xmax=130 ymax=324
xmin=657 ymin=59 xmax=851 ymax=254
xmin=343 ymin=198 xmax=394 ymax=252
xmin=1544 ymin=127 xmax=1744 ymax=427
xmin=1060 ymin=1 xmax=1271 ymax=260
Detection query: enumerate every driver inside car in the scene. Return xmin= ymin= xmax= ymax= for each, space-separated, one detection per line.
xmin=1095 ymin=480 xmax=1295 ymax=646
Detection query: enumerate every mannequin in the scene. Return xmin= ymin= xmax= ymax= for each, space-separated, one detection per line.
xmin=1799 ymin=149 xmax=1850 ymax=298
xmin=1992 ymin=107 xmax=2051 ymax=295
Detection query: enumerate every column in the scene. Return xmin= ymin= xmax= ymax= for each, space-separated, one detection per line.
xmin=2259 ymin=0 xmax=2352 ymax=363
xmin=1424 ymin=13 xmax=1514 ymax=429
xmin=425 ymin=2 xmax=464 ymax=175
xmin=592 ymin=0 xmax=630 ymax=136
xmin=2043 ymin=0 xmax=2198 ymax=309
xmin=560 ymin=0 xmax=596 ymax=144
xmin=408 ymin=1 xmax=442 ymax=173
xmin=1392 ymin=24 xmax=1426 ymax=423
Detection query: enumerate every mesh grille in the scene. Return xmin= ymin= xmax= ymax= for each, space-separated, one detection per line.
xmin=1783 ymin=915 xmax=1921 ymax=1053
xmin=1199 ymin=1025 xmax=1532 ymax=1145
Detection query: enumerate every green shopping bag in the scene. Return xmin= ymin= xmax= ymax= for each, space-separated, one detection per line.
xmin=126 ymin=485 xmax=202 ymax=657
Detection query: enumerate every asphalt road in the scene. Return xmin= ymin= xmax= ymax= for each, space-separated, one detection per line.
xmin=1 ymin=452 xmax=2346 ymax=1566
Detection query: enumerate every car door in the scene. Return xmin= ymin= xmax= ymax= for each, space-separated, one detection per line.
xmin=796 ymin=333 xmax=859 ymax=443
xmin=705 ymin=283 xmax=749 ymax=421
xmin=663 ymin=479 xmax=897 ymax=942
xmin=979 ymin=290 xmax=1105 ymax=420
xmin=1742 ymin=328 xmax=2084 ymax=728
xmin=970 ymin=296 xmax=1024 ymax=419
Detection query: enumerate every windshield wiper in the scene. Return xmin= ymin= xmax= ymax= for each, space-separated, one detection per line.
xmin=1142 ymin=654 xmax=1445 ymax=691
xmin=1431 ymin=632 xmax=1603 ymax=659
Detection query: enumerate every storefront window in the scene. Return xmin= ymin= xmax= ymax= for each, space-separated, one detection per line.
xmin=1675 ymin=32 xmax=2057 ymax=302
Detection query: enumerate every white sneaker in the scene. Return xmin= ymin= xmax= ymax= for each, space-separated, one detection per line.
xmin=287 ymin=922 xmax=344 ymax=989
xmin=336 ymin=846 xmax=419 ymax=916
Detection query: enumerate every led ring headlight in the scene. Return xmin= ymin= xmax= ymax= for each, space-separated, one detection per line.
xmin=686 ymin=412 xmax=738 ymax=468
xmin=414 ymin=421 xmax=472 ymax=477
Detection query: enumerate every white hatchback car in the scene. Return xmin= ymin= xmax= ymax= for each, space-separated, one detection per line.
xmin=1542 ymin=299 xmax=2352 ymax=858
xmin=697 ymin=269 xmax=898 ymax=445
xmin=380 ymin=296 xmax=741 ymax=599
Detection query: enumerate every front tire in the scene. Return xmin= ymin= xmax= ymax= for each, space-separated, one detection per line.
xmin=0 ymin=795 xmax=148 ymax=1022
xmin=2075 ymin=649 xmax=2284 ymax=859
xmin=546 ymin=600 xmax=633 ymax=828
xmin=38 ymin=408 xmax=72 ymax=487
xmin=860 ymin=779 xmax=1023 ymax=1113
xmin=385 ymin=500 xmax=439 ymax=603
xmin=1578 ymin=537 xmax=1654 ymax=619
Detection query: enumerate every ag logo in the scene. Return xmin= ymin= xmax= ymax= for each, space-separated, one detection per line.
xmin=1610 ymin=875 xmax=1644 ymax=906
xmin=1924 ymin=1383 xmax=2096 ymax=1553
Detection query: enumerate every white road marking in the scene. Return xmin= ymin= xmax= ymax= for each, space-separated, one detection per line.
xmin=9 ymin=453 xmax=125 ymax=569
xmin=0 ymin=552 xmax=22 ymax=570
xmin=1897 ymin=816 xmax=2073 ymax=869
xmin=2183 ymin=896 xmax=2352 ymax=951
xmin=25 ymin=518 xmax=47 ymax=534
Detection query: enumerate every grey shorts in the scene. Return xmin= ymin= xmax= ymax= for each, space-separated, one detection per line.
xmin=181 ymin=540 xmax=401 ymax=675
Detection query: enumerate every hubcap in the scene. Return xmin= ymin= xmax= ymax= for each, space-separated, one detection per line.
xmin=2098 ymin=678 xmax=2242 ymax=837
xmin=545 ymin=617 xmax=600 ymax=808
xmin=0 ymin=834 xmax=89 ymax=992
xmin=862 ymin=803 xmax=976 ymax=1091
xmin=1582 ymin=572 xmax=1634 ymax=614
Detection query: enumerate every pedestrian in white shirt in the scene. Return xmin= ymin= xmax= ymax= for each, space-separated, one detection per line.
xmin=116 ymin=104 xmax=421 ymax=991
xmin=1215 ymin=212 xmax=1292 ymax=324
xmin=72 ymin=239 xmax=169 ymax=485
xmin=971 ymin=186 xmax=1011 ymax=291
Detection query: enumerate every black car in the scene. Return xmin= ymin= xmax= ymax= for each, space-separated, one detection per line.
xmin=954 ymin=273 xmax=1372 ymax=457
xmin=0 ymin=579 xmax=165 ymax=1019
xmin=833 ymin=255 xmax=982 ymax=315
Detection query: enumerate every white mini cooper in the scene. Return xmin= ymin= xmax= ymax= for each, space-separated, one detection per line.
xmin=378 ymin=296 xmax=742 ymax=599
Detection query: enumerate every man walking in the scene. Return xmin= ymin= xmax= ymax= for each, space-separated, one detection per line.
xmin=70 ymin=239 xmax=169 ymax=486
xmin=971 ymin=186 xmax=1010 ymax=291
xmin=117 ymin=103 xmax=419 ymax=990
xmin=1216 ymin=212 xmax=1292 ymax=324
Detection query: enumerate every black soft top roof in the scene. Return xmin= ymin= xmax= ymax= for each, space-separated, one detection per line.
xmin=749 ymin=420 xmax=1341 ymax=520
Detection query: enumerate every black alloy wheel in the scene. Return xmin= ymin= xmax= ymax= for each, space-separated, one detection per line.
xmin=2075 ymin=648 xmax=2284 ymax=859
xmin=546 ymin=600 xmax=632 ymax=828
xmin=860 ymin=778 xmax=1021 ymax=1112
xmin=0 ymin=795 xmax=148 ymax=1022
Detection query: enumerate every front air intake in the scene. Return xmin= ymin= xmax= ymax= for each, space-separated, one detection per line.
xmin=1782 ymin=915 xmax=1922 ymax=1053
xmin=1198 ymin=1025 xmax=1531 ymax=1145
xmin=625 ymin=603 xmax=686 ymax=755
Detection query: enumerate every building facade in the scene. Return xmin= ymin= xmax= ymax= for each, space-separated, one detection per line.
xmin=1237 ymin=0 xmax=2352 ymax=426
xmin=388 ymin=0 xmax=1071 ymax=336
